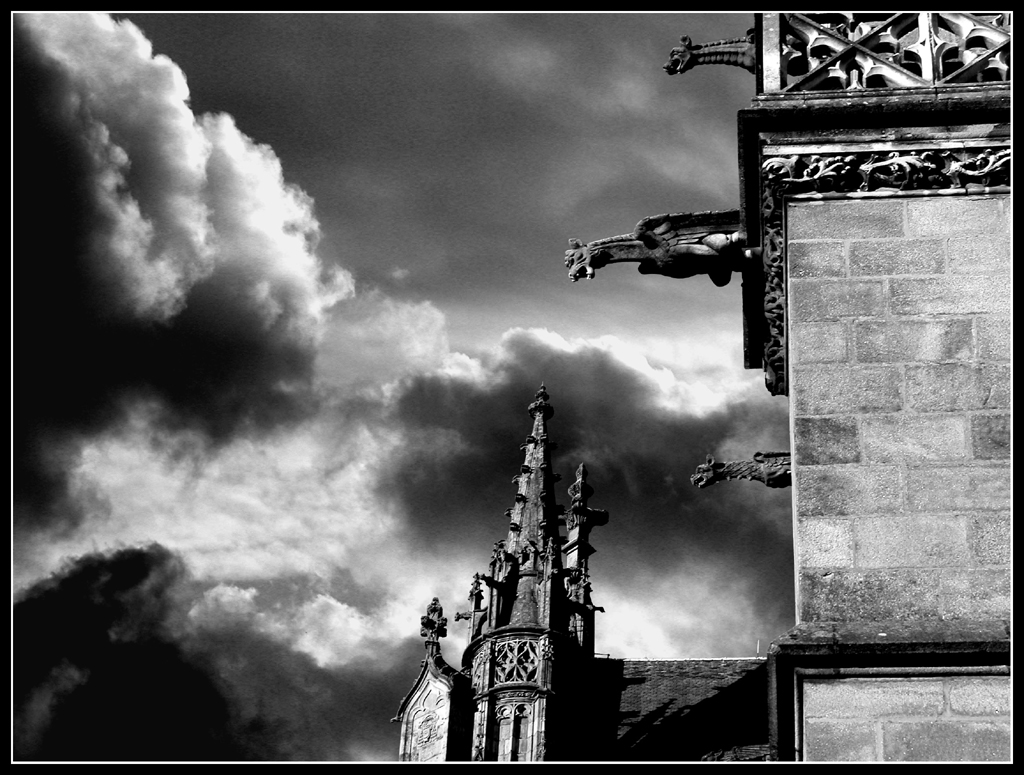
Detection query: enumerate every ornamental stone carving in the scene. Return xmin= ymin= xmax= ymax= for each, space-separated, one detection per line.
xmin=565 ymin=210 xmax=749 ymax=285
xmin=494 ymin=639 xmax=540 ymax=685
xmin=472 ymin=645 xmax=490 ymax=693
xmin=758 ymin=145 xmax=1010 ymax=395
xmin=420 ymin=597 xmax=448 ymax=641
xmin=770 ymin=13 xmax=1010 ymax=92
xmin=663 ymin=29 xmax=757 ymax=75
xmin=497 ymin=691 xmax=539 ymax=701
xmin=691 ymin=452 xmax=792 ymax=490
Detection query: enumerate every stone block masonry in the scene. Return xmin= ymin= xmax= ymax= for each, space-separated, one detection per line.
xmin=802 ymin=677 xmax=1010 ymax=761
xmin=787 ymin=195 xmax=1011 ymax=623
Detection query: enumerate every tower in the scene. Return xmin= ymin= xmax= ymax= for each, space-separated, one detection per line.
xmin=394 ymin=385 xmax=609 ymax=762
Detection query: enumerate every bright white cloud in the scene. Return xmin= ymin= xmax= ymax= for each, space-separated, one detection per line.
xmin=596 ymin=562 xmax=762 ymax=659
xmin=19 ymin=12 xmax=352 ymax=326
xmin=490 ymin=327 xmax=750 ymax=415
xmin=318 ymin=294 xmax=451 ymax=388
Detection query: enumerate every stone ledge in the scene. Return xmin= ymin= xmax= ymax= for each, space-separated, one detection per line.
xmin=769 ymin=620 xmax=1009 ymax=659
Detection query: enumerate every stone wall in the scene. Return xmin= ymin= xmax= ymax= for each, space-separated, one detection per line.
xmin=787 ymin=194 xmax=1011 ymax=623
xmin=802 ymin=676 xmax=1011 ymax=761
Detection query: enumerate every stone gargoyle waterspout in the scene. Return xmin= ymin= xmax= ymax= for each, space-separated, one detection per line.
xmin=663 ymin=29 xmax=757 ymax=76
xmin=564 ymin=209 xmax=755 ymax=286
xmin=690 ymin=451 xmax=792 ymax=489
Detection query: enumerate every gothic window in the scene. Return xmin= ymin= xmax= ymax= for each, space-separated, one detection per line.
xmin=495 ymin=703 xmax=531 ymax=762
xmin=511 ymin=704 xmax=530 ymax=762
xmin=496 ymin=705 xmax=513 ymax=760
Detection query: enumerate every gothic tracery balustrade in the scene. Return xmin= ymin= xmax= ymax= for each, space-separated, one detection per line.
xmin=761 ymin=13 xmax=1010 ymax=93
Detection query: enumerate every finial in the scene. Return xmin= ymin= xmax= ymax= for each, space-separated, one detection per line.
xmin=528 ymin=383 xmax=554 ymax=419
xmin=419 ymin=597 xmax=448 ymax=642
xmin=566 ymin=462 xmax=609 ymax=533
xmin=568 ymin=463 xmax=594 ymax=506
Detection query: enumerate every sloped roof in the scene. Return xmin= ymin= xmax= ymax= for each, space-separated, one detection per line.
xmin=614 ymin=658 xmax=769 ymax=761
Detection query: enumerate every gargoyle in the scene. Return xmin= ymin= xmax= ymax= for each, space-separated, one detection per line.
xmin=565 ymin=210 xmax=750 ymax=285
xmin=664 ymin=29 xmax=757 ymax=76
xmin=690 ymin=451 xmax=792 ymax=489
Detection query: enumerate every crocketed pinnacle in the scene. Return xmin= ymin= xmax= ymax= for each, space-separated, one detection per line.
xmin=502 ymin=384 xmax=562 ymax=627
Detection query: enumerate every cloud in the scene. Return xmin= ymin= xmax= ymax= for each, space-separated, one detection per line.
xmin=14 ymin=13 xmax=354 ymax=531
xmin=14 ymin=13 xmax=794 ymax=760
xmin=14 ymin=545 xmax=240 ymax=761
xmin=374 ymin=328 xmax=794 ymax=657
xmin=317 ymin=293 xmax=450 ymax=389
xmin=13 ymin=545 xmax=422 ymax=761
xmin=16 ymin=323 xmax=791 ymax=657
xmin=190 ymin=583 xmax=428 ymax=672
xmin=12 ymin=322 xmax=791 ymax=759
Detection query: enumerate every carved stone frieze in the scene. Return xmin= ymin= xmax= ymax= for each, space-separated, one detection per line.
xmin=947 ymin=148 xmax=1012 ymax=187
xmin=691 ymin=452 xmax=792 ymax=489
xmin=496 ymin=691 xmax=538 ymax=701
xmin=564 ymin=210 xmax=748 ymax=285
xmin=772 ymin=13 xmax=1010 ymax=92
xmin=758 ymin=145 xmax=1010 ymax=395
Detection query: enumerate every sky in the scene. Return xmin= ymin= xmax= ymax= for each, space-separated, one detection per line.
xmin=13 ymin=12 xmax=794 ymax=762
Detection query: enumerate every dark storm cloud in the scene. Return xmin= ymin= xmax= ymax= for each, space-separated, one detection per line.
xmin=118 ymin=13 xmax=755 ymax=306
xmin=13 ymin=15 xmax=351 ymax=532
xmin=14 ymin=544 xmax=421 ymax=761
xmin=376 ymin=330 xmax=794 ymax=649
xmin=13 ymin=545 xmax=238 ymax=760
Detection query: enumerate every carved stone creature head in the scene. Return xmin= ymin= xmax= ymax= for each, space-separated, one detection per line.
xmin=565 ymin=238 xmax=595 ymax=282
xmin=663 ymin=35 xmax=698 ymax=75
xmin=689 ymin=454 xmax=721 ymax=488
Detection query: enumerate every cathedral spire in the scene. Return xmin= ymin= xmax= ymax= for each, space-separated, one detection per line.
xmin=506 ymin=384 xmax=560 ymax=559
xmin=452 ymin=386 xmax=609 ymax=761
